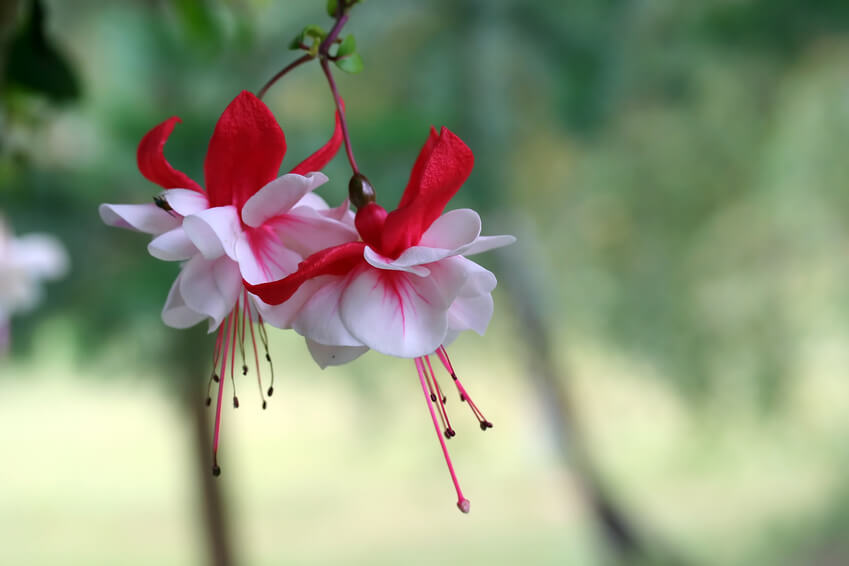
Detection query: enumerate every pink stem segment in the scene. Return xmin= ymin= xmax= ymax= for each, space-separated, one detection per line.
xmin=415 ymin=357 xmax=470 ymax=514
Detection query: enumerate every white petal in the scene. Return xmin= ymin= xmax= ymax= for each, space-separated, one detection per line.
xmin=272 ymin=209 xmax=359 ymax=258
xmin=447 ymin=293 xmax=494 ymax=336
xmin=183 ymin=206 xmax=241 ymax=260
xmin=241 ymin=172 xmax=328 ymax=228
xmin=363 ymin=246 xmax=431 ymax=277
xmin=293 ymin=191 xmax=329 ymax=211
xmin=162 ymin=189 xmax=209 ymax=216
xmin=292 ymin=276 xmax=362 ymax=347
xmin=161 ymin=273 xmax=206 ymax=329
xmin=234 ymin=230 xmax=301 ymax=285
xmin=458 ymin=234 xmax=516 ymax=256
xmin=147 ymin=228 xmax=197 ymax=261
xmin=452 ymin=257 xmax=497 ymax=297
xmin=419 ymin=208 xmax=481 ymax=250
xmin=99 ymin=203 xmax=180 ymax=235
xmin=10 ymin=234 xmax=68 ymax=279
xmin=179 ymin=255 xmax=242 ymax=332
xmin=306 ymin=339 xmax=369 ymax=369
xmin=340 ymin=268 xmax=451 ymax=358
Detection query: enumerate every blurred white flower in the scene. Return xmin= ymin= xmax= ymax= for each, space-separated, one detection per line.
xmin=0 ymin=216 xmax=69 ymax=352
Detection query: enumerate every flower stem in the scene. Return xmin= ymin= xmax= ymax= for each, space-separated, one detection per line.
xmin=319 ymin=57 xmax=359 ymax=174
xmin=256 ymin=53 xmax=315 ymax=100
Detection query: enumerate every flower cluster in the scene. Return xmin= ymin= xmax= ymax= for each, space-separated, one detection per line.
xmin=101 ymin=90 xmax=514 ymax=512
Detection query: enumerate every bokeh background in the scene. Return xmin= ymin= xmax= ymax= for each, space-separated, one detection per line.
xmin=2 ymin=0 xmax=849 ymax=564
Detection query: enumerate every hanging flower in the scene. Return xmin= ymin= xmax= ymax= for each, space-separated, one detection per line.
xmin=0 ymin=216 xmax=68 ymax=353
xmin=246 ymin=127 xmax=515 ymax=512
xmin=99 ymin=91 xmax=358 ymax=473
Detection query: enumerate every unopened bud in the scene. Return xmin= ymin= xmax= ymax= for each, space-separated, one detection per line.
xmin=348 ymin=173 xmax=376 ymax=210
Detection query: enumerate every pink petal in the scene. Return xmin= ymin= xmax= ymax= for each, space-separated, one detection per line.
xmin=147 ymin=227 xmax=197 ymax=261
xmin=245 ymin=241 xmax=366 ymax=306
xmin=204 ymin=91 xmax=286 ymax=209
xmin=234 ymin=229 xmax=301 ymax=286
xmin=137 ymin=117 xmax=203 ymax=192
xmin=179 ymin=255 xmax=242 ymax=332
xmin=339 ymin=268 xmax=451 ymax=358
xmin=240 ymin=172 xmax=328 ymax=228
xmin=162 ymin=189 xmax=209 ymax=216
xmin=288 ymin=105 xmax=344 ymax=175
xmin=183 ymin=206 xmax=241 ymax=260
xmin=306 ymin=339 xmax=368 ymax=369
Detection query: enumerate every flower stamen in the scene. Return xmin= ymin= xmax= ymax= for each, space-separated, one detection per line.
xmin=424 ymin=355 xmax=455 ymax=438
xmin=212 ymin=309 xmax=237 ymax=477
xmin=257 ymin=316 xmax=276 ymax=397
xmin=436 ymin=346 xmax=493 ymax=431
xmin=415 ymin=357 xmax=470 ymax=514
xmin=244 ymin=290 xmax=268 ymax=410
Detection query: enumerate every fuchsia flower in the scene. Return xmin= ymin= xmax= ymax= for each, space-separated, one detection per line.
xmin=100 ymin=91 xmax=357 ymax=473
xmin=247 ymin=127 xmax=515 ymax=512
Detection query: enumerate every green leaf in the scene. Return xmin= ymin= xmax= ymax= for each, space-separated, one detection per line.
xmin=326 ymin=0 xmax=339 ymax=17
xmin=288 ymin=30 xmax=305 ymax=50
xmin=303 ymin=25 xmax=326 ymax=40
xmin=334 ymin=53 xmax=363 ymax=74
xmin=337 ymin=35 xmax=356 ymax=57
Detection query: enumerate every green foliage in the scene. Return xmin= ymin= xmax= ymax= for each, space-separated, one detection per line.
xmin=334 ymin=51 xmax=362 ymax=73
xmin=336 ymin=34 xmax=356 ymax=57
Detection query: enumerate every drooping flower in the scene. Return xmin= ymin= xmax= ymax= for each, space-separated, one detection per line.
xmin=0 ymin=216 xmax=68 ymax=353
xmin=246 ymin=127 xmax=515 ymax=512
xmin=99 ymin=91 xmax=358 ymax=473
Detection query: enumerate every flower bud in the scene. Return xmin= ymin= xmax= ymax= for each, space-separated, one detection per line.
xmin=348 ymin=173 xmax=376 ymax=210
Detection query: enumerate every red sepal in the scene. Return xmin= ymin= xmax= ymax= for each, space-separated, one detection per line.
xmin=379 ymin=127 xmax=474 ymax=257
xmin=204 ymin=91 xmax=287 ymax=209
xmin=137 ymin=117 xmax=203 ymax=192
xmin=245 ymin=241 xmax=366 ymax=305
xmin=289 ymin=102 xmax=345 ymax=175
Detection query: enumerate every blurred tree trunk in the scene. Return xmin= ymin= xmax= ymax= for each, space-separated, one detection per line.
xmin=454 ymin=0 xmax=646 ymax=560
xmin=173 ymin=330 xmax=236 ymax=566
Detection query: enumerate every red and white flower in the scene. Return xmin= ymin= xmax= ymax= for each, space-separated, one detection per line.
xmin=100 ymin=91 xmax=357 ymax=473
xmin=247 ymin=127 xmax=515 ymax=512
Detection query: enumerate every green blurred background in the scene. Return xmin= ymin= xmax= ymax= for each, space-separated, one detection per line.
xmin=2 ymin=0 xmax=849 ymax=564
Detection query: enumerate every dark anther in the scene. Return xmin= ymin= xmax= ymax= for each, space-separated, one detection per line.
xmin=262 ymin=400 xmax=268 ymax=410
xmin=265 ymin=353 xmax=271 ymax=362
xmin=430 ymin=393 xmax=437 ymax=402
xmin=442 ymin=396 xmax=447 ymax=404
xmin=205 ymin=397 xmax=211 ymax=407
xmin=459 ymin=394 xmax=466 ymax=402
xmin=242 ymin=365 xmax=248 ymax=375
xmin=153 ymin=195 xmax=172 ymax=212
xmin=451 ymin=373 xmax=458 ymax=381
xmin=444 ymin=428 xmax=456 ymax=439
xmin=213 ymin=374 xmax=220 ymax=383
xmin=233 ymin=396 xmax=240 ymax=409
xmin=480 ymin=421 xmax=493 ymax=431
xmin=212 ymin=465 xmax=221 ymax=477
xmin=348 ymin=173 xmax=376 ymax=210
xmin=267 ymin=386 xmax=274 ymax=397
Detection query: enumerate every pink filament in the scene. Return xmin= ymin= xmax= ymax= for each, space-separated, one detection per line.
xmin=213 ymin=309 xmax=237 ymax=467
xmin=415 ymin=357 xmax=470 ymax=513
xmin=436 ymin=346 xmax=489 ymax=424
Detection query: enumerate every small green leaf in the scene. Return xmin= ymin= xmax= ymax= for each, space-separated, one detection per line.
xmin=288 ymin=30 xmax=305 ymax=50
xmin=303 ymin=25 xmax=326 ymax=40
xmin=334 ymin=53 xmax=363 ymax=74
xmin=326 ymin=0 xmax=339 ymax=17
xmin=336 ymin=35 xmax=356 ymax=57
